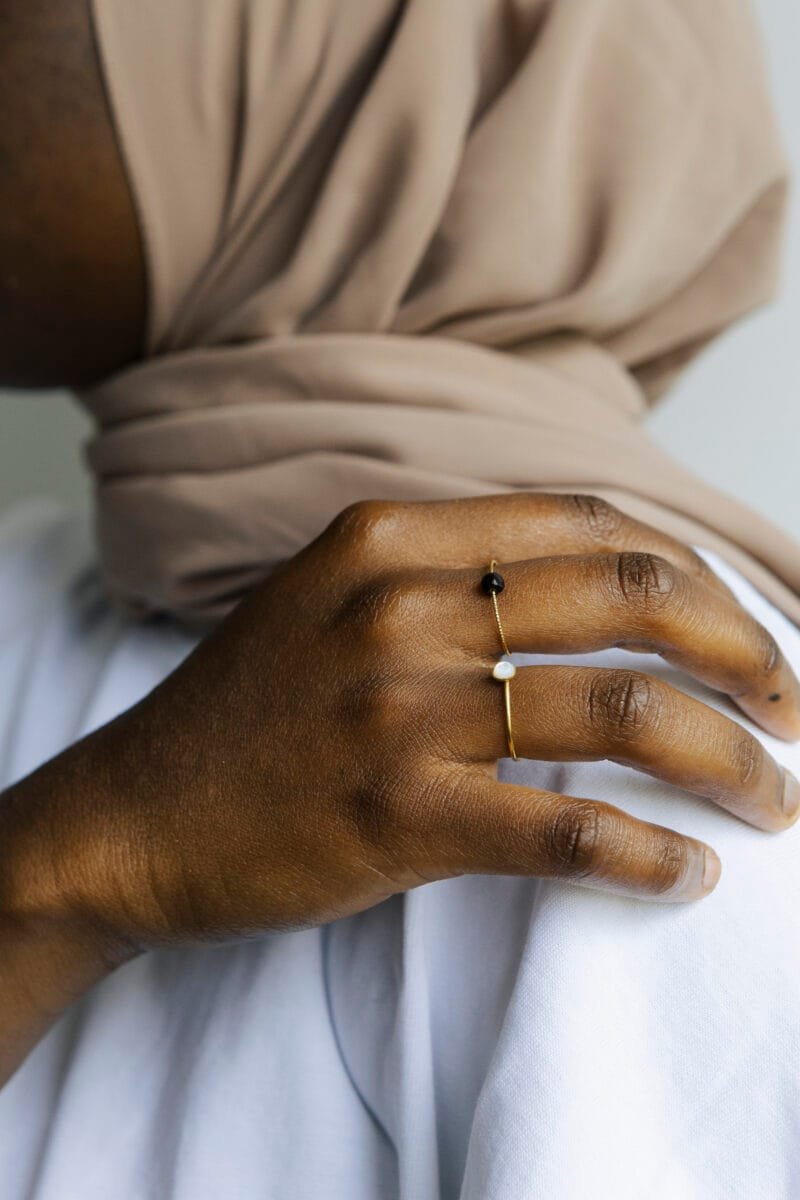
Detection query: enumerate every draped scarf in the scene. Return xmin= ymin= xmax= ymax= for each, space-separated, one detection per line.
xmin=83 ymin=0 xmax=799 ymax=625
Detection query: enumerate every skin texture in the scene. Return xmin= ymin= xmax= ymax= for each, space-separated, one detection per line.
xmin=1 ymin=1 xmax=799 ymax=1093
xmin=1 ymin=492 xmax=800 ymax=1085
xmin=0 ymin=0 xmax=145 ymax=387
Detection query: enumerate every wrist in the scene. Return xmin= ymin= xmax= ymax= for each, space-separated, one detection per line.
xmin=0 ymin=772 xmax=139 ymax=1086
xmin=0 ymin=907 xmax=124 ymax=1085
xmin=0 ymin=721 xmax=144 ymax=951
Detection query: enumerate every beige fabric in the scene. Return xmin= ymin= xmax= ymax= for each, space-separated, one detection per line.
xmin=84 ymin=0 xmax=799 ymax=625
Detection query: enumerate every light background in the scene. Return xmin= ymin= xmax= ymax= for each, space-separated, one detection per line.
xmin=1 ymin=1 xmax=798 ymax=536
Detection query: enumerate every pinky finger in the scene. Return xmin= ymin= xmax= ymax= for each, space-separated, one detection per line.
xmin=452 ymin=773 xmax=722 ymax=903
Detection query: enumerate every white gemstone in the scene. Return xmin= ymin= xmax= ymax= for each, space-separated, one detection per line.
xmin=492 ymin=659 xmax=516 ymax=681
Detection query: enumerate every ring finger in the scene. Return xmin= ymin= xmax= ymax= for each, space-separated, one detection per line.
xmin=451 ymin=552 xmax=800 ymax=740
xmin=453 ymin=664 xmax=800 ymax=832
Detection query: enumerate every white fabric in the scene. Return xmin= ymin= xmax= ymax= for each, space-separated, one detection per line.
xmin=1 ymin=500 xmax=799 ymax=1200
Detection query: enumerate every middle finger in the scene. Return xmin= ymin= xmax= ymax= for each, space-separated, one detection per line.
xmin=450 ymin=552 xmax=800 ymax=741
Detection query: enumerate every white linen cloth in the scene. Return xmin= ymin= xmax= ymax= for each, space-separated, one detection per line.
xmin=1 ymin=499 xmax=799 ymax=1200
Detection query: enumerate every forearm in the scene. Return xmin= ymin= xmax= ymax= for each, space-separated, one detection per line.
xmin=0 ymin=758 xmax=137 ymax=1088
xmin=0 ymin=907 xmax=117 ymax=1086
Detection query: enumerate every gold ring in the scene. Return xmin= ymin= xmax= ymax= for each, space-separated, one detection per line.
xmin=481 ymin=559 xmax=518 ymax=760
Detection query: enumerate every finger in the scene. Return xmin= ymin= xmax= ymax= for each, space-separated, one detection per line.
xmin=427 ymin=770 xmax=721 ymax=903
xmin=455 ymin=665 xmax=800 ymax=832
xmin=334 ymin=493 xmax=735 ymax=600
xmin=455 ymin=552 xmax=800 ymax=741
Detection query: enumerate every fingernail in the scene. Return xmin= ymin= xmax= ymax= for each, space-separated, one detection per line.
xmin=666 ymin=844 xmax=721 ymax=902
xmin=702 ymin=847 xmax=722 ymax=891
xmin=782 ymin=770 xmax=800 ymax=819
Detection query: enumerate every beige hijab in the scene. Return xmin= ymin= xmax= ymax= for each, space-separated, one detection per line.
xmin=84 ymin=0 xmax=799 ymax=625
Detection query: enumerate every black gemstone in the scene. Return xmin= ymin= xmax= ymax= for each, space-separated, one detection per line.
xmin=481 ymin=570 xmax=505 ymax=596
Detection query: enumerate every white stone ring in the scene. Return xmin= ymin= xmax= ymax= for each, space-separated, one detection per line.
xmin=480 ymin=561 xmax=518 ymax=760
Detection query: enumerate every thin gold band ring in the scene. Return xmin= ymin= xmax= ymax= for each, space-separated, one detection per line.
xmin=481 ymin=559 xmax=518 ymax=761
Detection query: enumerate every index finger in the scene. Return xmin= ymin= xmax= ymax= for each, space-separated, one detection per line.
xmin=338 ymin=493 xmax=737 ymax=601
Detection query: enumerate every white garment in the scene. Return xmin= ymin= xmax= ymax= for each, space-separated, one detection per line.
xmin=1 ymin=500 xmax=799 ymax=1200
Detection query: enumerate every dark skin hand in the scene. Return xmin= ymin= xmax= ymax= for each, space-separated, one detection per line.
xmin=2 ymin=493 xmax=800 ymax=1085
xmin=1 ymin=1 xmax=800 ymax=1093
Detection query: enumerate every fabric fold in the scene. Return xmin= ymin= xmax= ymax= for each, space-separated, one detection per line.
xmin=85 ymin=0 xmax=798 ymax=624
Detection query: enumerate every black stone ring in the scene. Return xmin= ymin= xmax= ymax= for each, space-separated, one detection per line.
xmin=480 ymin=569 xmax=505 ymax=596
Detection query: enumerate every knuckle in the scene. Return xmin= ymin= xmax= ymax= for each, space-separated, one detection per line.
xmin=343 ymin=671 xmax=418 ymax=737
xmin=569 ymin=494 xmax=625 ymax=541
xmin=753 ymin=625 xmax=781 ymax=678
xmin=612 ymin=551 xmax=680 ymax=612
xmin=545 ymin=800 xmax=604 ymax=878
xmin=400 ymin=769 xmax=456 ymax=843
xmin=348 ymin=768 xmax=441 ymax=873
xmin=348 ymin=777 xmax=402 ymax=851
xmin=587 ymin=670 xmax=657 ymax=743
xmin=650 ymin=836 xmax=691 ymax=896
xmin=684 ymin=547 xmax=722 ymax=589
xmin=328 ymin=499 xmax=402 ymax=562
xmin=337 ymin=573 xmax=428 ymax=650
xmin=729 ymin=730 xmax=763 ymax=790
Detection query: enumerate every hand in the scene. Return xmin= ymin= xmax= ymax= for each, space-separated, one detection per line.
xmin=5 ymin=494 xmax=800 ymax=961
